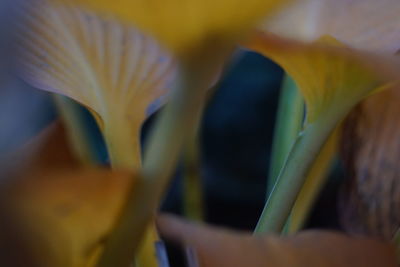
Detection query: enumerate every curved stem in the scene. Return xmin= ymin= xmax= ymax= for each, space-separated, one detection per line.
xmin=183 ymin=130 xmax=204 ymax=221
xmin=97 ymin=55 xmax=222 ymax=267
xmin=254 ymin=108 xmax=346 ymax=234
xmin=134 ymin=222 xmax=160 ymax=267
xmin=103 ymin=120 xmax=142 ymax=170
xmin=283 ymin=129 xmax=338 ymax=234
xmin=103 ymin=120 xmax=157 ymax=267
xmin=268 ymin=75 xmax=304 ymax=196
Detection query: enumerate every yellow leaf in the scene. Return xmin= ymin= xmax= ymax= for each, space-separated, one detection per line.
xmin=57 ymin=0 xmax=293 ymax=56
xmin=262 ymin=0 xmax=400 ymax=54
xmin=246 ymin=33 xmax=400 ymax=123
xmin=18 ymin=2 xmax=178 ymax=168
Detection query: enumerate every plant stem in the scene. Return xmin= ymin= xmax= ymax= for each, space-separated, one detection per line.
xmin=268 ymin=75 xmax=304 ymax=196
xmin=96 ymin=54 xmax=222 ymax=267
xmin=134 ymin=222 xmax=160 ymax=267
xmin=283 ymin=129 xmax=338 ymax=234
xmin=254 ymin=108 xmax=346 ymax=234
xmin=103 ymin=120 xmax=142 ymax=170
xmin=56 ymin=94 xmax=158 ymax=266
xmin=183 ymin=130 xmax=204 ymax=221
xmin=103 ymin=120 xmax=157 ymax=267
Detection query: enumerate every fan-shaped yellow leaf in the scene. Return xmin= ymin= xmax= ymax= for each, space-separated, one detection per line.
xmin=247 ymin=33 xmax=400 ymax=123
xmin=263 ymin=0 xmax=400 ymax=54
xmin=55 ymin=0 xmax=292 ymax=56
xmin=18 ymin=2 xmax=178 ymax=168
xmin=248 ymin=34 xmax=400 ymax=234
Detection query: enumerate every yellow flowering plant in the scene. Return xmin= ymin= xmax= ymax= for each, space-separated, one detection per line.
xmin=245 ymin=0 xmax=400 ymax=235
xmin=247 ymin=33 xmax=400 ymax=233
xmin=3 ymin=0 xmax=400 ymax=266
xmin=16 ymin=0 xmax=296 ymax=266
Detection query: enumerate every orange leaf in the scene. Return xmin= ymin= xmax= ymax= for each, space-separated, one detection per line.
xmin=0 ymin=122 xmax=135 ymax=267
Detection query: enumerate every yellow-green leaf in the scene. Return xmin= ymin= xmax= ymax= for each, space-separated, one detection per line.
xmin=246 ymin=33 xmax=399 ymax=123
xmin=248 ymin=33 xmax=400 ymax=234
xmin=18 ymin=2 xmax=178 ymax=168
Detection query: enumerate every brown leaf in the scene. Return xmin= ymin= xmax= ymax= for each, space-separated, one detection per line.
xmin=340 ymin=87 xmax=400 ymax=239
xmin=157 ymin=214 xmax=397 ymax=267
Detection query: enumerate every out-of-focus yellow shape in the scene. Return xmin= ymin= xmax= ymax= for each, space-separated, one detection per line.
xmin=2 ymin=169 xmax=133 ymax=267
xmin=247 ymin=33 xmax=400 ymax=123
xmin=18 ymin=2 xmax=178 ymax=168
xmin=0 ymin=123 xmax=133 ymax=267
xmin=262 ymin=0 xmax=400 ymax=54
xmin=57 ymin=0 xmax=292 ymax=56
xmin=0 ymin=123 xmax=137 ymax=267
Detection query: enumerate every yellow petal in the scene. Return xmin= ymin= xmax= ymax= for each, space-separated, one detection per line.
xmin=262 ymin=0 xmax=400 ymax=54
xmin=18 ymin=3 xmax=178 ymax=168
xmin=55 ymin=0 xmax=293 ymax=56
xmin=247 ymin=33 xmax=400 ymax=123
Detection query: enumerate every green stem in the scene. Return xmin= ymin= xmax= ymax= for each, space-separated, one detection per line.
xmin=103 ymin=118 xmax=157 ymax=267
xmin=283 ymin=130 xmax=338 ymax=234
xmin=268 ymin=75 xmax=304 ymax=196
xmin=254 ymin=108 xmax=345 ymax=234
xmin=96 ymin=55 xmax=222 ymax=267
xmin=183 ymin=130 xmax=204 ymax=221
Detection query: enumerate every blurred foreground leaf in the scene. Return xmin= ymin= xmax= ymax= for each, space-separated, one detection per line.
xmin=0 ymin=122 xmax=134 ymax=267
xmin=157 ymin=214 xmax=397 ymax=267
